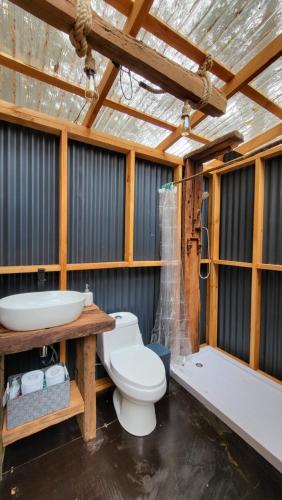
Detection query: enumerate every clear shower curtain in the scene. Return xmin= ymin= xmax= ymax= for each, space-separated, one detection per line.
xmin=151 ymin=186 xmax=192 ymax=366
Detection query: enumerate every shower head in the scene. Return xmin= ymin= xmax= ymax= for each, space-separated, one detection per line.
xmin=201 ymin=191 xmax=209 ymax=201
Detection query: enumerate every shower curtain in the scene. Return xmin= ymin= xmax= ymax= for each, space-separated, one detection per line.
xmin=151 ymin=186 xmax=192 ymax=366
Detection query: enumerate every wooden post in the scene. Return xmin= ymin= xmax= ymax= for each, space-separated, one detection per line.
xmin=124 ymin=150 xmax=136 ymax=262
xmin=205 ymin=178 xmax=213 ymax=343
xmin=208 ymin=174 xmax=221 ymax=347
xmin=183 ymin=159 xmax=203 ymax=353
xmin=0 ymin=355 xmax=5 ymax=480
xmin=75 ymin=335 xmax=97 ymax=441
xmin=250 ymin=158 xmax=264 ymax=368
xmin=59 ymin=129 xmax=68 ymax=364
xmin=174 ymin=164 xmax=183 ymax=247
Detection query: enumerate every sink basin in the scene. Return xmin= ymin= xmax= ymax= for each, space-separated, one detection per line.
xmin=0 ymin=291 xmax=85 ymax=331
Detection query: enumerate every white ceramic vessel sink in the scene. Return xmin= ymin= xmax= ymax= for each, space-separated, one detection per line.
xmin=0 ymin=291 xmax=85 ymax=331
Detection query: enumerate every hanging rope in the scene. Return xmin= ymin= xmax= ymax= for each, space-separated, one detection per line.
xmin=194 ymin=54 xmax=213 ymax=110
xmin=69 ymin=0 xmax=98 ymax=100
xmin=69 ymin=0 xmax=91 ymax=58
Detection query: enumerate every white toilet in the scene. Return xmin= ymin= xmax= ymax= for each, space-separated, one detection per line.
xmin=97 ymin=312 xmax=167 ymax=437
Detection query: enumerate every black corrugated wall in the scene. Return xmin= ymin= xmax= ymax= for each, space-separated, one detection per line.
xmin=218 ymin=266 xmax=251 ymax=362
xmin=0 ymin=121 xmax=59 ymax=265
xmin=263 ymin=155 xmax=282 ymax=264
xmin=0 ymin=123 xmax=168 ymax=379
xmin=134 ymin=159 xmax=173 ymax=260
xmin=260 ymin=154 xmax=282 ymax=380
xmin=217 ymin=166 xmax=254 ymax=361
xmin=68 ymin=141 xmax=125 ymax=263
xmin=260 ymin=271 xmax=282 ymax=380
xmin=220 ymin=166 xmax=254 ymax=262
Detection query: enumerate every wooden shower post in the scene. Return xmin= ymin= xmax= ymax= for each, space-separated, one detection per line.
xmin=182 ymin=159 xmax=203 ymax=353
xmin=183 ymin=132 xmax=244 ymax=352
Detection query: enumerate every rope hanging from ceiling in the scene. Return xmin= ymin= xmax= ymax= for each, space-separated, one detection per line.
xmin=69 ymin=0 xmax=99 ymax=101
xmin=181 ymin=54 xmax=213 ymax=136
xmin=195 ymin=54 xmax=213 ymax=110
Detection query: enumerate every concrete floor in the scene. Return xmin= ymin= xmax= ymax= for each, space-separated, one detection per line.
xmin=1 ymin=380 xmax=282 ymax=499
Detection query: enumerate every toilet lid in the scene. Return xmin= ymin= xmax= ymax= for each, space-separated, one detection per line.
xmin=110 ymin=345 xmax=166 ymax=389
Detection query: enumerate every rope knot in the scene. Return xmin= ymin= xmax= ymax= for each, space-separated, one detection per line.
xmin=195 ymin=54 xmax=213 ymax=110
xmin=69 ymin=0 xmax=92 ymax=58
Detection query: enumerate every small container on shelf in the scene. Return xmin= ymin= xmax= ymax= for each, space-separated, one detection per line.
xmin=5 ymin=363 xmax=70 ymax=430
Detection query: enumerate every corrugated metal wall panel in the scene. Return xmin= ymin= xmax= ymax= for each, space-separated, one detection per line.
xmin=220 ymin=166 xmax=254 ymax=262
xmin=218 ymin=266 xmax=251 ymax=362
xmin=68 ymin=267 xmax=160 ymax=345
xmin=260 ymin=271 xmax=282 ymax=380
xmin=134 ymin=159 xmax=173 ymax=260
xmin=0 ymin=272 xmax=60 ymax=379
xmin=263 ymin=155 xmax=282 ymax=264
xmin=68 ymin=140 xmax=125 ymax=263
xmin=0 ymin=120 xmax=59 ymax=265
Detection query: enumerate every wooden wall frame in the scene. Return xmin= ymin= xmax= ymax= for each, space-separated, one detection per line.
xmin=205 ymin=145 xmax=282 ymax=383
xmin=0 ymin=100 xmax=182 ymax=367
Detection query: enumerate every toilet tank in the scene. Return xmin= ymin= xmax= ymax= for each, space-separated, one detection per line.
xmin=97 ymin=312 xmax=143 ymax=365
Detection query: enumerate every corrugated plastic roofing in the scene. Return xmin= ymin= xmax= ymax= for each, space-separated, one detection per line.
xmin=0 ymin=0 xmax=281 ymax=156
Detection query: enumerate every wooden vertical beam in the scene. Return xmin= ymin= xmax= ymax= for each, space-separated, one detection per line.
xmin=205 ymin=178 xmax=213 ymax=343
xmin=250 ymin=158 xmax=264 ymax=369
xmin=59 ymin=129 xmax=68 ymax=363
xmin=124 ymin=150 xmax=136 ymax=262
xmin=0 ymin=355 xmax=5 ymax=480
xmin=76 ymin=335 xmax=97 ymax=441
xmin=174 ymin=165 xmax=183 ymax=248
xmin=208 ymin=174 xmax=221 ymax=347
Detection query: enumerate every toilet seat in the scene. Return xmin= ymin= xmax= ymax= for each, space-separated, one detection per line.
xmin=110 ymin=345 xmax=165 ymax=390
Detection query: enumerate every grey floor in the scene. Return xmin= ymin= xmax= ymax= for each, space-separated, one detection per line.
xmin=1 ymin=380 xmax=282 ymax=499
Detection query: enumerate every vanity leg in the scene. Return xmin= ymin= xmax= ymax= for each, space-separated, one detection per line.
xmin=0 ymin=355 xmax=5 ymax=480
xmin=76 ymin=335 xmax=96 ymax=441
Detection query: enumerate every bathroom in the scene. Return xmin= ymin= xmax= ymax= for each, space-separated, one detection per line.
xmin=0 ymin=0 xmax=282 ymax=498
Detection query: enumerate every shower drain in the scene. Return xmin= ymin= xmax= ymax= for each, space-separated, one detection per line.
xmin=195 ymin=362 xmax=203 ymax=368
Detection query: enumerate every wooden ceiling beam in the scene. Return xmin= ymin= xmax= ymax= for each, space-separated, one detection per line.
xmin=0 ymin=51 xmax=210 ymax=144
xmin=106 ymin=0 xmax=282 ymax=121
xmin=236 ymin=123 xmax=282 ymax=155
xmin=0 ymin=51 xmax=86 ymax=98
xmin=157 ymin=35 xmax=282 ymax=151
xmin=10 ymin=0 xmax=226 ymax=121
xmin=83 ymin=0 xmax=156 ymax=127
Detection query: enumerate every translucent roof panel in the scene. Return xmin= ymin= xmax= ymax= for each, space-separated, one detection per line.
xmin=0 ymin=66 xmax=90 ymax=123
xmin=195 ymin=93 xmax=281 ymax=143
xmin=108 ymin=70 xmax=183 ymax=126
xmin=0 ymin=0 xmax=280 ymax=153
xmin=166 ymin=137 xmax=204 ymax=157
xmin=0 ymin=0 xmax=113 ymax=87
xmin=95 ymin=107 xmax=170 ymax=147
xmin=251 ymin=59 xmax=282 ymax=105
xmin=151 ymin=0 xmax=282 ymax=73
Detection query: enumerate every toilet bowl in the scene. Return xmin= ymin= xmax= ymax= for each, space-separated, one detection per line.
xmin=97 ymin=312 xmax=167 ymax=437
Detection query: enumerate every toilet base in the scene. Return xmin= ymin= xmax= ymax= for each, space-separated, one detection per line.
xmin=113 ymin=388 xmax=157 ymax=437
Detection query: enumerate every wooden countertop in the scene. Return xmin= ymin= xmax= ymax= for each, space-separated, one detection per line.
xmin=0 ymin=305 xmax=115 ymax=355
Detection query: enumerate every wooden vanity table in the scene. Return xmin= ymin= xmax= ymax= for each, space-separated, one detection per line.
xmin=0 ymin=304 xmax=114 ymax=479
